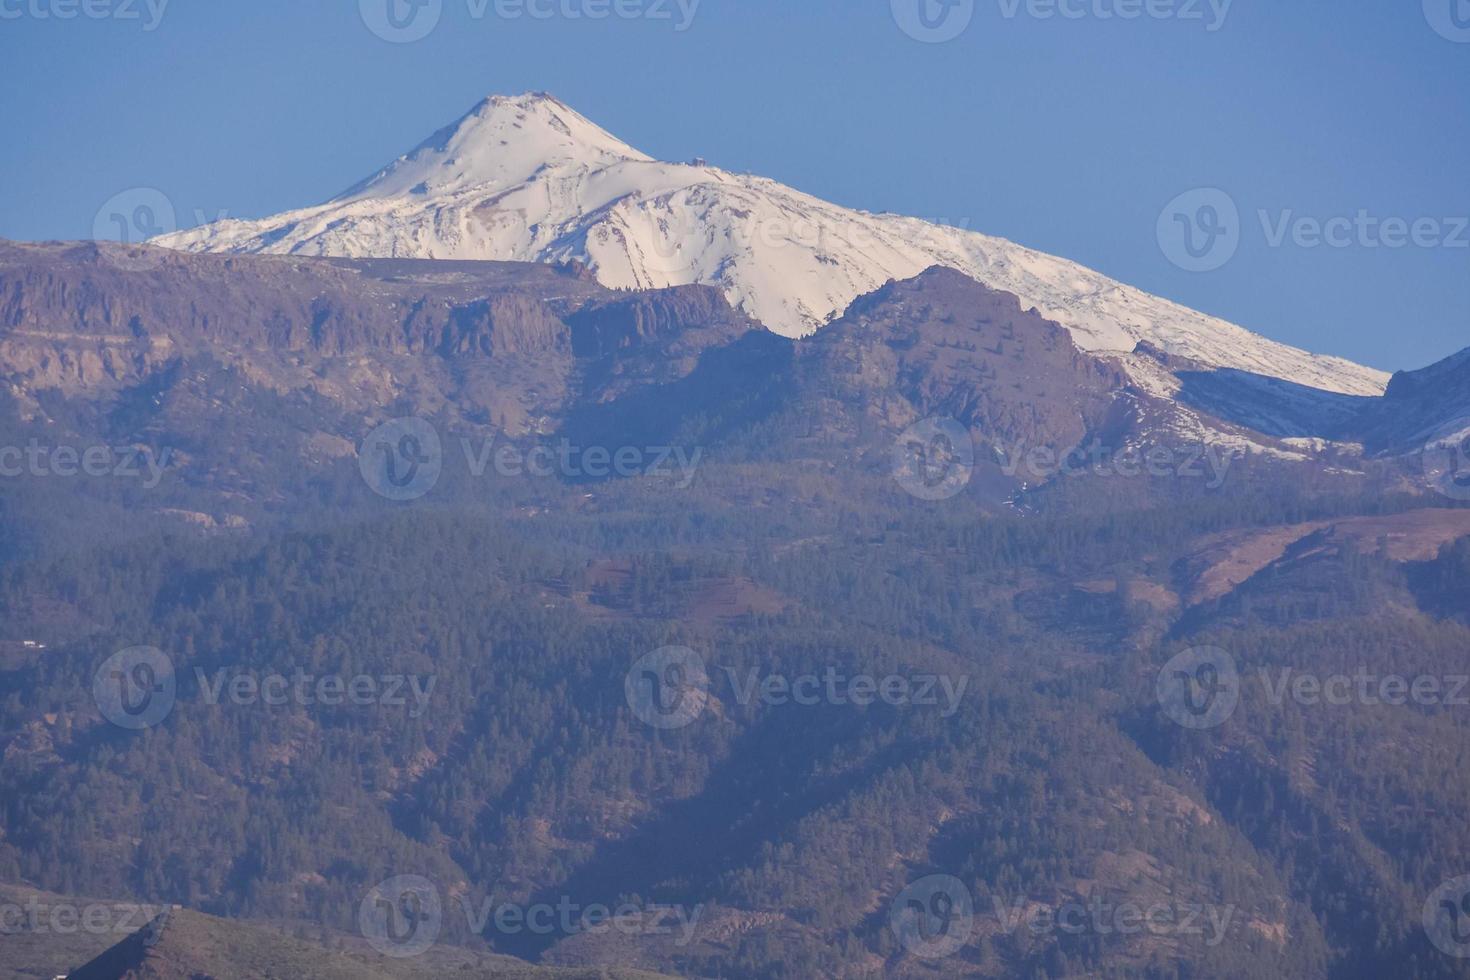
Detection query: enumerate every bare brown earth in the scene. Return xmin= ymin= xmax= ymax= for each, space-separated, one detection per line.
xmin=1180 ymin=523 xmax=1333 ymax=607
xmin=550 ymin=560 xmax=790 ymax=626
xmin=1180 ymin=509 xmax=1470 ymax=607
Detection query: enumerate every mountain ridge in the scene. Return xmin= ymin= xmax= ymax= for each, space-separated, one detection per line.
xmin=3 ymin=241 xmax=1470 ymax=980
xmin=153 ymin=92 xmax=1389 ymax=398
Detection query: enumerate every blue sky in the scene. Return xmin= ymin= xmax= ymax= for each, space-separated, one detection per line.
xmin=1 ymin=0 xmax=1465 ymax=372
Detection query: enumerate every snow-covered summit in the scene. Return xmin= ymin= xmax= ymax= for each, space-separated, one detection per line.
xmin=155 ymin=93 xmax=1389 ymax=397
xmin=333 ymin=92 xmax=650 ymax=202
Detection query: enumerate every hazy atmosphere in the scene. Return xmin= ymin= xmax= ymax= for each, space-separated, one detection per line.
xmin=2 ymin=4 xmax=1469 ymax=980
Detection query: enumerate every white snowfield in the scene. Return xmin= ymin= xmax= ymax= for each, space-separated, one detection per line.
xmin=156 ymin=92 xmax=1388 ymax=397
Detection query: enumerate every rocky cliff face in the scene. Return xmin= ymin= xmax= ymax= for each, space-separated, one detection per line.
xmin=802 ymin=266 xmax=1131 ymax=449
xmin=0 ymin=241 xmax=597 ymax=359
xmin=1353 ymin=347 xmax=1470 ymax=454
xmin=0 ymin=242 xmax=1452 ymax=529
xmin=568 ymin=284 xmax=738 ymax=359
xmin=0 ymin=240 xmax=753 ymax=409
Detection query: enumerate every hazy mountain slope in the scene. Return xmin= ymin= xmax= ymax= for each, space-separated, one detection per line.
xmin=2 ymin=241 xmax=1467 ymax=979
xmin=560 ymin=265 xmax=1371 ymax=512
xmin=0 ymin=508 xmax=1349 ymax=980
xmin=154 ymin=93 xmax=1389 ymax=397
xmin=0 ymin=883 xmax=170 ymax=980
xmin=0 ymin=239 xmax=753 ymax=432
xmin=0 ymin=241 xmax=1437 ymax=552
xmin=1353 ymin=346 xmax=1470 ymax=452
xmin=63 ymin=906 xmax=670 ymax=980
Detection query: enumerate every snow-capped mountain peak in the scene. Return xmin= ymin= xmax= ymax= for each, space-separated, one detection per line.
xmin=154 ymin=93 xmax=1389 ymax=397
xmin=335 ymin=92 xmax=650 ymax=202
